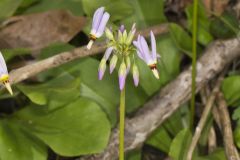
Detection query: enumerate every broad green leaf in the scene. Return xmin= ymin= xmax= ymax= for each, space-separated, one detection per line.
xmin=163 ymin=110 xmax=183 ymax=137
xmin=17 ymin=73 xmax=81 ymax=109
xmin=0 ymin=0 xmax=22 ymax=20
xmin=169 ymin=129 xmax=192 ymax=160
xmin=38 ymin=42 xmax=75 ymax=60
xmin=14 ymin=98 xmax=111 ymax=156
xmin=1 ymin=48 xmax=31 ymax=62
xmin=210 ymin=12 xmax=239 ymax=39
xmin=20 ymin=0 xmax=40 ymax=8
xmin=123 ymin=0 xmax=166 ymax=28
xmin=169 ymin=23 xmax=193 ymax=57
xmin=24 ymin=0 xmax=84 ymax=16
xmin=146 ymin=127 xmax=172 ymax=153
xmin=38 ymin=57 xmax=148 ymax=125
xmin=82 ymin=0 xmax=133 ymax=22
xmin=221 ymin=76 xmax=240 ymax=106
xmin=199 ymin=117 xmax=213 ymax=146
xmin=234 ymin=125 xmax=240 ymax=149
xmin=127 ymin=150 xmax=141 ymax=160
xmin=185 ymin=3 xmax=213 ymax=46
xmin=0 ymin=119 xmax=47 ymax=160
xmin=195 ymin=148 xmax=226 ymax=160
xmin=233 ymin=107 xmax=240 ymax=122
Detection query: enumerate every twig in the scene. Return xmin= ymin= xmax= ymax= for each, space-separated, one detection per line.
xmin=9 ymin=24 xmax=169 ymax=84
xmin=200 ymin=86 xmax=217 ymax=153
xmin=186 ymin=74 xmax=224 ymax=160
xmin=217 ymin=92 xmax=240 ymax=160
xmin=80 ymin=38 xmax=240 ymax=160
xmin=208 ymin=126 xmax=217 ymax=153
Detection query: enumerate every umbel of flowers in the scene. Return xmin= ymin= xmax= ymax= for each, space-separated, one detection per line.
xmin=87 ymin=7 xmax=160 ymax=90
xmin=87 ymin=6 xmax=160 ymax=160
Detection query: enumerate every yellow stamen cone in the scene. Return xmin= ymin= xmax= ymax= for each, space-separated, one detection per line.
xmin=152 ymin=68 xmax=159 ymax=79
xmin=4 ymin=82 xmax=13 ymax=95
xmin=87 ymin=40 xmax=94 ymax=50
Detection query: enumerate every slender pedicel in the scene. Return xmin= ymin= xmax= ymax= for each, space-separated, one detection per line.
xmin=0 ymin=52 xmax=13 ymax=95
xmin=87 ymin=7 xmax=110 ymax=50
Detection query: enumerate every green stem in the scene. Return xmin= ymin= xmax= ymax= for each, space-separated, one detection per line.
xmin=190 ymin=0 xmax=198 ymax=130
xmin=119 ymin=87 xmax=125 ymax=160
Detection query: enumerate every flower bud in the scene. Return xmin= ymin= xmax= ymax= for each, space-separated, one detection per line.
xmin=98 ymin=58 xmax=107 ymax=80
xmin=132 ymin=64 xmax=139 ymax=86
xmin=126 ymin=56 xmax=131 ymax=73
xmin=126 ymin=23 xmax=136 ymax=45
xmin=105 ymin=28 xmax=114 ymax=41
xmin=109 ymin=54 xmax=118 ymax=74
xmin=122 ymin=30 xmax=128 ymax=43
xmin=118 ymin=30 xmax=123 ymax=43
xmin=118 ymin=61 xmax=127 ymax=90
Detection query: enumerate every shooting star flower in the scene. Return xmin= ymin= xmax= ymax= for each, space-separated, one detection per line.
xmin=0 ymin=52 xmax=12 ymax=95
xmin=87 ymin=7 xmax=110 ymax=50
xmin=133 ymin=31 xmax=160 ymax=79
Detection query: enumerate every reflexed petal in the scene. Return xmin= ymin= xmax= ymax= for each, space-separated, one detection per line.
xmin=136 ymin=51 xmax=144 ymax=60
xmin=150 ymin=31 xmax=157 ymax=60
xmin=92 ymin=7 xmax=104 ymax=32
xmin=139 ymin=36 xmax=151 ymax=63
xmin=103 ymin=47 xmax=114 ymax=60
xmin=96 ymin=12 xmax=110 ymax=37
xmin=0 ymin=51 xmax=8 ymax=74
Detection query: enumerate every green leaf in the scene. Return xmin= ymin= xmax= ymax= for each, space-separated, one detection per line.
xmin=169 ymin=129 xmax=192 ymax=160
xmin=14 ymin=97 xmax=111 ymax=156
xmin=234 ymin=125 xmax=240 ymax=149
xmin=169 ymin=23 xmax=194 ymax=57
xmin=146 ymin=127 xmax=172 ymax=153
xmin=195 ymin=148 xmax=226 ymax=160
xmin=24 ymin=0 xmax=84 ymax=16
xmin=0 ymin=0 xmax=22 ymax=20
xmin=127 ymin=150 xmax=141 ymax=160
xmin=1 ymin=48 xmax=31 ymax=62
xmin=185 ymin=2 xmax=213 ymax=46
xmin=0 ymin=119 xmax=47 ymax=160
xmin=17 ymin=73 xmax=81 ymax=109
xmin=38 ymin=57 xmax=148 ymax=125
xmin=123 ymin=0 xmax=166 ymax=28
xmin=82 ymin=0 xmax=133 ymax=22
xmin=221 ymin=76 xmax=240 ymax=106
xmin=210 ymin=12 xmax=239 ymax=39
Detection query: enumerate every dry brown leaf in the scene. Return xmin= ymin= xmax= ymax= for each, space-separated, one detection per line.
xmin=0 ymin=10 xmax=86 ymax=50
xmin=203 ymin=0 xmax=229 ymax=16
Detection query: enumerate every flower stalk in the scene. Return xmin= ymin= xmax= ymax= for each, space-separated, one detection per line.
xmin=119 ymin=87 xmax=125 ymax=160
xmin=190 ymin=0 xmax=198 ymax=130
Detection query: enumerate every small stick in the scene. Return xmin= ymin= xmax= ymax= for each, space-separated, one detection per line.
xmin=187 ymin=75 xmax=224 ymax=160
xmin=217 ymin=92 xmax=240 ymax=160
